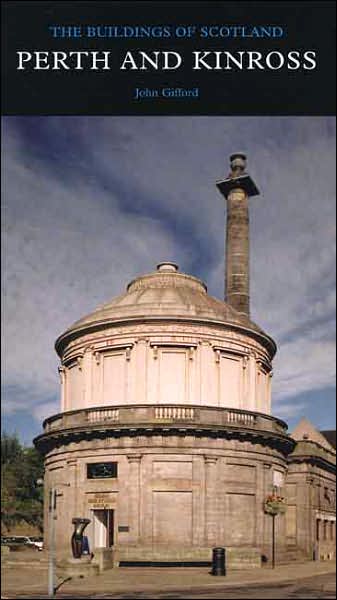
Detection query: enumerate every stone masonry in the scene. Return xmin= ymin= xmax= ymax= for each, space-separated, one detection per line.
xmin=34 ymin=154 xmax=335 ymax=569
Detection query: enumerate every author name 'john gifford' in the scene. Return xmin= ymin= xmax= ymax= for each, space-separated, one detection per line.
xmin=134 ymin=87 xmax=199 ymax=100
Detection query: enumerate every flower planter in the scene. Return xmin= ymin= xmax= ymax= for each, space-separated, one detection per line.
xmin=264 ymin=495 xmax=287 ymax=515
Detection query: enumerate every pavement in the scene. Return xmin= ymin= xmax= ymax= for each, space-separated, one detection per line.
xmin=1 ymin=551 xmax=336 ymax=599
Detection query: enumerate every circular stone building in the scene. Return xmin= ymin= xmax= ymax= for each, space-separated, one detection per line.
xmin=35 ymin=155 xmax=296 ymax=568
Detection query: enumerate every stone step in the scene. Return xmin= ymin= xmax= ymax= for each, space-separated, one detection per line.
xmin=274 ymin=549 xmax=307 ymax=564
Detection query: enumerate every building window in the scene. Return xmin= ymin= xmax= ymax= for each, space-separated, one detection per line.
xmin=87 ymin=462 xmax=118 ymax=479
xmin=316 ymin=519 xmax=320 ymax=541
xmin=331 ymin=521 xmax=335 ymax=541
xmin=323 ymin=520 xmax=328 ymax=540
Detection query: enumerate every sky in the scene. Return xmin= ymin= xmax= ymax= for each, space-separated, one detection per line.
xmin=1 ymin=116 xmax=336 ymax=445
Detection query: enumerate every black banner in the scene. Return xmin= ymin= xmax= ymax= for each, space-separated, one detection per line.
xmin=1 ymin=1 xmax=336 ymax=115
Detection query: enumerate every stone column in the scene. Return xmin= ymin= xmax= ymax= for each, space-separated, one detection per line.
xmin=216 ymin=153 xmax=259 ymax=317
xmin=225 ymin=186 xmax=250 ymax=315
xmin=127 ymin=455 xmax=142 ymax=543
xmin=204 ymin=455 xmax=218 ymax=546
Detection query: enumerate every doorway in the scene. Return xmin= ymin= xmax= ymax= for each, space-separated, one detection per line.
xmin=92 ymin=509 xmax=114 ymax=548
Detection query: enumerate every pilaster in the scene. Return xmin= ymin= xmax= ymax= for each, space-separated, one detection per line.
xmin=248 ymin=352 xmax=257 ymax=411
xmin=127 ymin=454 xmax=142 ymax=543
xmin=83 ymin=347 xmax=93 ymax=407
xmin=204 ymin=455 xmax=218 ymax=545
xmin=58 ymin=366 xmax=66 ymax=411
xmin=136 ymin=339 xmax=147 ymax=403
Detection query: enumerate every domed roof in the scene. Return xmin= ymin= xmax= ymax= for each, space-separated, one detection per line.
xmin=55 ymin=263 xmax=276 ymax=356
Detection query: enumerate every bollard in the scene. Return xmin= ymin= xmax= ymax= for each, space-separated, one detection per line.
xmin=211 ymin=547 xmax=226 ymax=576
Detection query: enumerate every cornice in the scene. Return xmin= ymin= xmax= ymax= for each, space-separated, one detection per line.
xmin=288 ymin=453 xmax=336 ymax=474
xmin=34 ymin=420 xmax=294 ymax=457
xmin=55 ymin=315 xmax=277 ymax=359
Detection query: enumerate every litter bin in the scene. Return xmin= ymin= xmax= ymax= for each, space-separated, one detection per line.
xmin=211 ymin=547 xmax=226 ymax=576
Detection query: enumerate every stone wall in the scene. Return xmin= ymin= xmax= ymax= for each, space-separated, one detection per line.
xmin=286 ymin=440 xmax=336 ymax=561
xmin=58 ymin=322 xmax=273 ymax=415
xmin=43 ymin=432 xmax=289 ymax=566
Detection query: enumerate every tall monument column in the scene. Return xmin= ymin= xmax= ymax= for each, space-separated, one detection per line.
xmin=226 ymin=185 xmax=249 ymax=315
xmin=216 ymin=153 xmax=260 ymax=317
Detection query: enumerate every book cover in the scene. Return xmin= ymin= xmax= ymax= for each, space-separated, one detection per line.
xmin=1 ymin=1 xmax=336 ymax=596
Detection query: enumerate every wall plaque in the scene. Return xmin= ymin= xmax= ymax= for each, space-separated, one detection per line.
xmin=87 ymin=492 xmax=117 ymax=509
xmin=87 ymin=462 xmax=118 ymax=479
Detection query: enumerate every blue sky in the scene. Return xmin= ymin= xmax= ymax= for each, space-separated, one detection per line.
xmin=2 ymin=116 xmax=336 ymax=445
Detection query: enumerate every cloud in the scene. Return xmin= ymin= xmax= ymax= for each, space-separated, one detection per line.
xmin=2 ymin=117 xmax=189 ymax=417
xmin=272 ymin=401 xmax=308 ymax=420
xmin=32 ymin=400 xmax=60 ymax=424
xmin=2 ymin=116 xmax=336 ymax=430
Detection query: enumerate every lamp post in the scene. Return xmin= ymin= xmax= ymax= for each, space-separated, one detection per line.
xmin=37 ymin=479 xmax=70 ymax=597
xmin=271 ymin=512 xmax=276 ymax=569
xmin=264 ymin=488 xmax=286 ymax=569
xmin=48 ymin=487 xmax=57 ymax=597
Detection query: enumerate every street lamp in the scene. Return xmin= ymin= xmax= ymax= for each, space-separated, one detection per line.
xmin=37 ymin=479 xmax=70 ymax=597
xmin=264 ymin=487 xmax=287 ymax=568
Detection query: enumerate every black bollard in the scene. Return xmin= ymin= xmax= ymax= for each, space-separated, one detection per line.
xmin=211 ymin=547 xmax=226 ymax=576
